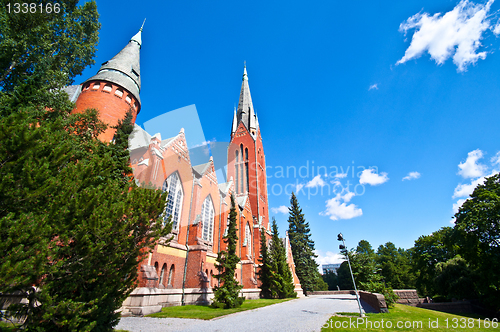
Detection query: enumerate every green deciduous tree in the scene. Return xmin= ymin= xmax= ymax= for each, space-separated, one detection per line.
xmin=212 ymin=195 xmax=244 ymax=309
xmin=340 ymin=240 xmax=398 ymax=307
xmin=322 ymin=270 xmax=338 ymax=291
xmin=411 ymin=227 xmax=456 ymax=297
xmin=454 ymin=174 xmax=500 ymax=312
xmin=0 ymin=0 xmax=100 ymax=116
xmin=376 ymin=242 xmax=416 ymax=289
xmin=287 ymin=192 xmax=325 ymax=294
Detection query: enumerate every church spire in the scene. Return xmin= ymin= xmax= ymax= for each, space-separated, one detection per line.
xmin=236 ymin=65 xmax=257 ymax=134
xmin=84 ymin=24 xmax=143 ymax=107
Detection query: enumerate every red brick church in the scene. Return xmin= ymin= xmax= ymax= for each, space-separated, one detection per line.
xmin=69 ymin=26 xmax=302 ymax=315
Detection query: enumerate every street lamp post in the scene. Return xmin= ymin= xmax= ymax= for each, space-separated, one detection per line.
xmin=338 ymin=233 xmax=365 ymax=318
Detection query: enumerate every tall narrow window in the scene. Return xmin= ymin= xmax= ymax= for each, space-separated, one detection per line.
xmin=245 ymin=148 xmax=249 ymax=192
xmin=159 ymin=263 xmax=166 ymax=286
xmin=162 ymin=172 xmax=184 ymax=230
xmin=240 ymin=163 xmax=244 ymax=193
xmin=168 ymin=265 xmax=175 ymax=286
xmin=235 ymin=150 xmax=239 ymax=194
xmin=201 ymin=195 xmax=215 ymax=242
xmin=240 ymin=145 xmax=245 ymax=192
xmin=245 ymin=222 xmax=252 ymax=256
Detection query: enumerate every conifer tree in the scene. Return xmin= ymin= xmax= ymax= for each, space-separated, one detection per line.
xmin=269 ymin=218 xmax=297 ymax=298
xmin=287 ymin=192 xmax=325 ymax=294
xmin=212 ymin=195 xmax=244 ymax=308
xmin=257 ymin=228 xmax=275 ymax=299
xmin=0 ymin=3 xmax=173 ymax=329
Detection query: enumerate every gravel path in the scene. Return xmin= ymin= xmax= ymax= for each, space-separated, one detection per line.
xmin=115 ymin=294 xmax=376 ymax=332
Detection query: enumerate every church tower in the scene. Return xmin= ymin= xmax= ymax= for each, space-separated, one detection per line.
xmin=228 ymin=66 xmax=270 ymax=244
xmin=72 ymin=25 xmax=143 ymax=142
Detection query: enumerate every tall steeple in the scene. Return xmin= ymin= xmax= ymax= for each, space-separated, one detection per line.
xmin=84 ymin=25 xmax=143 ymax=107
xmin=236 ymin=65 xmax=258 ymax=135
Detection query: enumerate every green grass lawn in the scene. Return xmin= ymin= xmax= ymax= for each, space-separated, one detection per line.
xmin=147 ymin=298 xmax=293 ymax=320
xmin=322 ymin=304 xmax=498 ymax=332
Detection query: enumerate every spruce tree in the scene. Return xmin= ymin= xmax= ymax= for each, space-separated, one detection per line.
xmin=287 ymin=192 xmax=324 ymax=294
xmin=0 ymin=3 xmax=174 ymax=329
xmin=212 ymin=195 xmax=244 ymax=308
xmin=0 ymin=107 xmax=172 ymax=331
xmin=269 ymin=218 xmax=297 ymax=299
xmin=257 ymin=228 xmax=275 ymax=299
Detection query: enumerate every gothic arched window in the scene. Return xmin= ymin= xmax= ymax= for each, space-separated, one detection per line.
xmin=159 ymin=263 xmax=166 ymax=287
xmin=245 ymin=222 xmax=252 ymax=256
xmin=162 ymin=172 xmax=184 ymax=230
xmin=235 ymin=150 xmax=239 ymax=194
xmin=201 ymin=195 xmax=215 ymax=243
xmin=168 ymin=265 xmax=175 ymax=286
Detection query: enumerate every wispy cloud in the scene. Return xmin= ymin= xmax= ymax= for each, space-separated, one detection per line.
xmin=369 ymin=84 xmax=379 ymax=91
xmin=359 ymin=169 xmax=389 ymax=186
xmin=402 ymin=171 xmax=421 ymax=181
xmin=271 ymin=206 xmax=289 ymax=214
xmin=305 ymin=175 xmax=327 ymax=188
xmin=321 ymin=192 xmax=362 ymax=221
xmin=397 ymin=0 xmax=497 ymax=72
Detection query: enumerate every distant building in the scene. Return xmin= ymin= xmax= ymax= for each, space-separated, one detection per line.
xmin=322 ymin=263 xmax=341 ymax=275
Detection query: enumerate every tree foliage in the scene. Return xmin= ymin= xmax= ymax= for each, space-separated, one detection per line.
xmin=287 ymin=192 xmax=325 ymax=294
xmin=212 ymin=195 xmax=244 ymax=309
xmin=339 ymin=240 xmax=398 ymax=307
xmin=257 ymin=229 xmax=275 ymax=299
xmin=322 ymin=270 xmax=338 ymax=291
xmin=269 ymin=218 xmax=296 ymax=299
xmin=0 ymin=0 xmax=100 ymax=115
xmin=0 ymin=107 xmax=172 ymax=331
xmin=0 ymin=2 xmax=174 ymax=330
xmin=411 ymin=227 xmax=456 ymax=297
xmin=376 ymin=242 xmax=416 ymax=290
xmin=454 ymin=174 xmax=500 ymax=312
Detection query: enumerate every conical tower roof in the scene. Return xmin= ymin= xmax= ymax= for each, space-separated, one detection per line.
xmin=236 ymin=66 xmax=257 ymax=133
xmin=84 ymin=25 xmax=143 ymax=107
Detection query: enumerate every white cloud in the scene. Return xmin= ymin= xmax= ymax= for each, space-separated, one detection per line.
xmin=321 ymin=193 xmax=363 ymax=221
xmin=453 ymin=175 xmax=487 ymax=198
xmin=402 ymin=171 xmax=421 ymax=181
xmin=458 ymin=149 xmax=487 ymax=178
xmin=314 ymin=250 xmax=345 ymax=266
xmin=369 ymin=84 xmax=379 ymax=90
xmin=271 ymin=206 xmax=289 ymax=214
xmin=342 ymin=192 xmax=355 ymax=203
xmin=296 ymin=183 xmax=305 ymax=192
xmin=494 ymin=22 xmax=500 ymax=34
xmin=397 ymin=0 xmax=496 ymax=72
xmin=305 ymin=175 xmax=327 ymax=188
xmin=491 ymin=151 xmax=500 ymax=166
xmin=335 ymin=173 xmax=348 ymax=179
xmin=359 ymin=169 xmax=389 ymax=186
xmin=453 ymin=198 xmax=467 ymax=214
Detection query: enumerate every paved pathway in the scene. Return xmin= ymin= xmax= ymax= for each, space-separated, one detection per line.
xmin=116 ymin=294 xmax=376 ymax=332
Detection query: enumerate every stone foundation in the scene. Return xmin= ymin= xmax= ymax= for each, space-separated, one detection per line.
xmin=121 ymin=287 xmax=267 ymax=316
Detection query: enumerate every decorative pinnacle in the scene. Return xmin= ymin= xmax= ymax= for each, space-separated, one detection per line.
xmin=140 ymin=18 xmax=146 ymax=32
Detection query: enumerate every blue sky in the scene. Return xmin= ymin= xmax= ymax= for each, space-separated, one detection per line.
xmin=78 ymin=0 xmax=500 ymax=267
